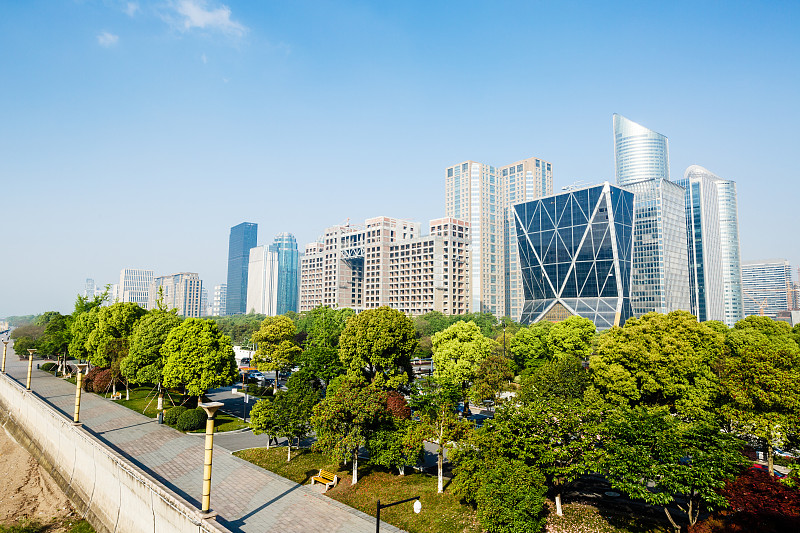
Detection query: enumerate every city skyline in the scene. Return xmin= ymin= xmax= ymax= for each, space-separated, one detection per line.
xmin=2 ymin=1 xmax=799 ymax=317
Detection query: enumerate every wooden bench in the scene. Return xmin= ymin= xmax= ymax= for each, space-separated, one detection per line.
xmin=310 ymin=469 xmax=338 ymax=492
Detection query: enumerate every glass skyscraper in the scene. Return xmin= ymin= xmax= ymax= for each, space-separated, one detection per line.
xmin=741 ymin=259 xmax=792 ymax=318
xmin=270 ymin=232 xmax=299 ymax=315
xmin=676 ymin=168 xmax=725 ymax=322
xmin=614 ymin=114 xmax=670 ymax=186
xmin=678 ymin=165 xmax=743 ymax=326
xmin=614 ymin=114 xmax=690 ymax=317
xmin=226 ymin=222 xmax=257 ymax=315
xmin=514 ymin=182 xmax=635 ymax=329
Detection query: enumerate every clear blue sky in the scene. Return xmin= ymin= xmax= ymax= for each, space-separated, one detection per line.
xmin=1 ymin=0 xmax=798 ymax=317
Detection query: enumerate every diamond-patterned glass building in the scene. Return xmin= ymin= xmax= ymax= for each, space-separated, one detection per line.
xmin=514 ymin=182 xmax=635 ymax=329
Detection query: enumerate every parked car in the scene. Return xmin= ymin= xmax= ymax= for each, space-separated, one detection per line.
xmin=750 ymin=463 xmax=787 ymax=478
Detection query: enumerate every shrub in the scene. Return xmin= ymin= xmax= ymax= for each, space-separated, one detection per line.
xmin=83 ymin=366 xmax=103 ymax=392
xmin=40 ymin=362 xmax=57 ymax=372
xmin=474 ymin=458 xmax=547 ymax=533
xmin=92 ymin=369 xmax=114 ymax=393
xmin=176 ymin=408 xmax=207 ymax=431
xmin=386 ymin=391 xmax=411 ymax=419
xmin=691 ymin=468 xmax=800 ymax=532
xmin=163 ymin=406 xmax=188 ymax=426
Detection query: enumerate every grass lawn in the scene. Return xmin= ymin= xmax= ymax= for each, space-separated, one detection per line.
xmin=234 ymin=447 xmax=482 ymax=533
xmin=113 ymin=387 xmax=248 ymax=432
xmin=235 ymin=447 xmax=672 ymax=533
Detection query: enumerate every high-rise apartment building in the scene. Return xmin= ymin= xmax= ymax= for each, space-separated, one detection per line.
xmin=210 ymin=284 xmax=227 ymax=316
xmin=445 ymin=156 xmax=553 ymax=319
xmin=679 ymin=165 xmax=744 ymax=326
xmin=118 ymin=269 xmax=154 ymax=310
xmin=226 ymin=222 xmax=257 ymax=315
xmin=148 ymin=272 xmax=203 ymax=317
xmin=741 ymin=259 xmax=793 ymax=318
xmin=613 ymin=114 xmax=670 ymax=186
xmin=299 ymin=217 xmax=469 ymax=316
xmin=200 ymin=287 xmax=208 ymax=317
xmin=514 ymin=182 xmax=635 ymax=329
xmin=614 ymin=114 xmax=690 ymax=317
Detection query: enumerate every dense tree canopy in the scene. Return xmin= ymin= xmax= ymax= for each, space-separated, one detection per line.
xmin=84 ymin=302 xmax=146 ymax=368
xmin=721 ymin=316 xmax=800 ymax=475
xmin=432 ymin=320 xmax=497 ymax=389
xmin=121 ymin=309 xmax=183 ymax=385
xmin=591 ymin=311 xmax=724 ymax=419
xmin=311 ymin=374 xmax=389 ymax=484
xmin=251 ymin=315 xmax=302 ymax=387
xmin=338 ymin=306 xmax=416 ymax=388
xmin=547 ymin=315 xmax=596 ymax=360
xmin=162 ymin=318 xmax=238 ymax=396
xmin=509 ymin=322 xmax=552 ymax=372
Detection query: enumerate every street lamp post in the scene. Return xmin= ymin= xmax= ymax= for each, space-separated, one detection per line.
xmin=26 ymin=349 xmax=36 ymax=390
xmin=1 ymin=340 xmax=8 ymax=373
xmin=198 ymin=401 xmax=224 ymax=516
xmin=73 ymin=363 xmax=88 ymax=425
xmin=375 ymin=496 xmax=421 ymax=533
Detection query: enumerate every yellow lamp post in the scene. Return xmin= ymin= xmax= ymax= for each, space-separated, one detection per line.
xmin=198 ymin=401 xmax=223 ymax=516
xmin=26 ymin=349 xmax=36 ymax=390
xmin=1 ymin=340 xmax=8 ymax=373
xmin=73 ymin=363 xmax=89 ymax=425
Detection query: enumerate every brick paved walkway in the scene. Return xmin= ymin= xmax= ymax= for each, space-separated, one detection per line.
xmin=2 ymin=346 xmax=402 ymax=533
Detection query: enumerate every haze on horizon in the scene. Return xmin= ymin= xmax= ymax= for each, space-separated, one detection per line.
xmin=1 ymin=0 xmax=798 ymax=318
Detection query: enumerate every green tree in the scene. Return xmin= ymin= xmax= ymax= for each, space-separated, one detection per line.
xmin=250 ymin=375 xmax=320 ymax=461
xmin=68 ymin=307 xmax=99 ymax=362
xmin=337 ymin=306 xmax=417 ymax=388
xmin=297 ymin=306 xmax=354 ymax=349
xmin=469 ymin=353 xmax=514 ymax=407
xmin=432 ymin=321 xmax=497 ymax=392
xmin=211 ymin=313 xmax=266 ymax=345
xmin=311 ymin=374 xmax=389 ymax=484
xmin=518 ymin=355 xmax=589 ymax=402
xmin=547 ymin=315 xmax=595 ymax=360
xmin=122 ymin=309 xmax=183 ymax=385
xmin=508 ymin=322 xmax=552 ymax=373
xmin=721 ymin=316 xmax=800 ymax=476
xmin=409 ymin=378 xmax=470 ymax=493
xmin=602 ymin=406 xmax=747 ymax=533
xmin=10 ymin=323 xmax=45 ymax=355
xmin=85 ymin=302 xmax=147 ymax=368
xmin=297 ymin=345 xmax=344 ymax=385
xmin=38 ymin=312 xmax=72 ymax=357
xmin=252 ymin=315 xmax=303 ymax=391
xmin=367 ymin=418 xmax=424 ymax=476
xmin=590 ymin=311 xmax=724 ymax=420
xmin=73 ymin=287 xmax=109 ymax=315
xmin=162 ymin=318 xmax=238 ymax=397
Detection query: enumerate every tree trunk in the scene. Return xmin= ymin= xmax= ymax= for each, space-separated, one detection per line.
xmin=112 ymin=381 xmax=116 ymax=396
xmin=437 ymin=444 xmax=444 ymax=493
xmin=274 ymin=370 xmax=279 ymax=394
xmin=664 ymin=508 xmax=681 ymax=533
xmin=352 ymin=450 xmax=359 ymax=484
xmin=287 ymin=439 xmax=291 ymax=462
xmin=125 ymin=383 xmax=129 ymax=401
xmin=399 ymin=465 xmax=405 ymax=476
xmin=555 ymin=493 xmax=563 ymax=517
xmin=767 ymin=441 xmax=775 ymax=476
xmin=157 ymin=384 xmax=163 ymax=411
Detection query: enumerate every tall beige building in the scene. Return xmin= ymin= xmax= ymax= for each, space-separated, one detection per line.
xmin=148 ymin=272 xmax=203 ymax=318
xmin=445 ymin=156 xmax=553 ymax=319
xmin=299 ymin=216 xmax=470 ymax=316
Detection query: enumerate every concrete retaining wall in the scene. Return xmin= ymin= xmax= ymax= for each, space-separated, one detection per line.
xmin=0 ymin=373 xmax=231 ymax=533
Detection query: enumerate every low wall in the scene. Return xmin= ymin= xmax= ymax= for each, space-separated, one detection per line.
xmin=0 ymin=373 xmax=231 ymax=533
